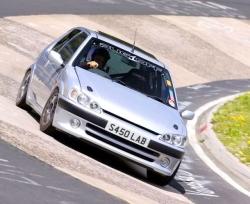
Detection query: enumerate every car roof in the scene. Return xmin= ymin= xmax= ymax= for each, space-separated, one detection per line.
xmin=78 ymin=27 xmax=165 ymax=68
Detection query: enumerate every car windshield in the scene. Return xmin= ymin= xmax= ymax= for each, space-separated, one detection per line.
xmin=75 ymin=38 xmax=177 ymax=109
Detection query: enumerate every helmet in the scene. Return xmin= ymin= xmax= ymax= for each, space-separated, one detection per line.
xmin=92 ymin=47 xmax=110 ymax=62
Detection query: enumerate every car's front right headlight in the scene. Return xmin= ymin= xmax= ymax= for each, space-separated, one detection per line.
xmin=69 ymin=88 xmax=102 ymax=113
xmin=77 ymin=93 xmax=90 ymax=106
xmin=172 ymin=134 xmax=184 ymax=146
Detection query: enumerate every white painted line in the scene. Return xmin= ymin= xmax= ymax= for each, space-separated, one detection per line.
xmin=0 ymin=175 xmax=41 ymax=186
xmin=187 ymin=84 xmax=210 ymax=90
xmin=0 ymin=163 xmax=16 ymax=168
xmin=187 ymin=93 xmax=250 ymax=197
xmin=29 ymin=173 xmax=44 ymax=178
xmin=7 ymin=169 xmax=24 ymax=174
xmin=0 ymin=158 xmax=9 ymax=162
xmin=207 ymin=2 xmax=237 ymax=11
xmin=178 ymin=101 xmax=192 ymax=111
xmin=46 ymin=186 xmax=74 ymax=193
xmin=176 ymin=169 xmax=219 ymax=197
xmin=179 ymin=101 xmax=192 ymax=107
xmin=0 ymin=170 xmax=16 ymax=175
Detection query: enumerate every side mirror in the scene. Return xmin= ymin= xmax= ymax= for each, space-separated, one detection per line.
xmin=48 ymin=50 xmax=64 ymax=67
xmin=181 ymin=110 xmax=195 ymax=120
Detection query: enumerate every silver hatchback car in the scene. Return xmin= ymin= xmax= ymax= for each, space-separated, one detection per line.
xmin=16 ymin=27 xmax=194 ymax=185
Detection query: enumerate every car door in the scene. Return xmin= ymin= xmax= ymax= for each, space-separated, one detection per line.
xmin=30 ymin=29 xmax=88 ymax=113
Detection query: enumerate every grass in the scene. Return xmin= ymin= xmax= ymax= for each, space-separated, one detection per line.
xmin=212 ymin=93 xmax=250 ymax=166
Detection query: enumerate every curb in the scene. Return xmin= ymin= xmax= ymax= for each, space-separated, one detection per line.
xmin=187 ymin=93 xmax=250 ymax=197
xmin=198 ymin=97 xmax=250 ymax=190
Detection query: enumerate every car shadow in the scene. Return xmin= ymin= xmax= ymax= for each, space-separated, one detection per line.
xmin=52 ymin=130 xmax=186 ymax=194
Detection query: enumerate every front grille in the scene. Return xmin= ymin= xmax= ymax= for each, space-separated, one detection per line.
xmin=103 ymin=110 xmax=159 ymax=135
xmin=85 ymin=123 xmax=159 ymax=162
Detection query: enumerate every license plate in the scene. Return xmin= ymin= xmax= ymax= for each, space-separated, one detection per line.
xmin=105 ymin=122 xmax=149 ymax=147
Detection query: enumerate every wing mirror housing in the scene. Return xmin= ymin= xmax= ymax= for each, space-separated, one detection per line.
xmin=48 ymin=50 xmax=64 ymax=67
xmin=181 ymin=110 xmax=195 ymax=120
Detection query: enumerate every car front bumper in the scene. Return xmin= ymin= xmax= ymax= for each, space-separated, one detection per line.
xmin=53 ymin=96 xmax=184 ymax=176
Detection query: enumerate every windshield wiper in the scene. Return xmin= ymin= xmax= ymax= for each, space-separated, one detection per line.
xmin=147 ymin=95 xmax=165 ymax=104
xmin=112 ymin=79 xmax=127 ymax=86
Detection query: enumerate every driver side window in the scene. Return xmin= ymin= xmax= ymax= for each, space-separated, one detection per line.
xmin=53 ymin=29 xmax=81 ymax=52
xmin=52 ymin=29 xmax=88 ymax=64
xmin=58 ymin=32 xmax=87 ymax=64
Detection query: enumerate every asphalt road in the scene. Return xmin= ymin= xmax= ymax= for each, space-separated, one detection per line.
xmin=0 ymin=0 xmax=249 ymax=18
xmin=173 ymin=80 xmax=250 ymax=203
xmin=0 ymin=0 xmax=250 ymax=204
xmin=0 ymin=139 xmax=126 ymax=204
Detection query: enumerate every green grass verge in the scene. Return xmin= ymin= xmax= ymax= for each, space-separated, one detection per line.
xmin=212 ymin=93 xmax=250 ymax=166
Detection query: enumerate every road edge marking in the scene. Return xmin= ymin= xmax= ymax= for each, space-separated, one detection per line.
xmin=187 ymin=93 xmax=250 ymax=197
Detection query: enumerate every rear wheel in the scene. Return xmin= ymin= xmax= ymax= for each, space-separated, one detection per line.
xmin=147 ymin=162 xmax=181 ymax=186
xmin=16 ymin=69 xmax=32 ymax=111
xmin=40 ymin=89 xmax=59 ymax=134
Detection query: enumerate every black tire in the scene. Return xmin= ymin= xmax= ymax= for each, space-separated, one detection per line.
xmin=16 ymin=69 xmax=32 ymax=111
xmin=40 ymin=88 xmax=59 ymax=134
xmin=147 ymin=162 xmax=181 ymax=186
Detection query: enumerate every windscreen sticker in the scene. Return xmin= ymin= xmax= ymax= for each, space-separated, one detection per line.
xmin=168 ymin=98 xmax=176 ymax=107
xmin=165 ymin=80 xmax=172 ymax=87
xmin=168 ymin=90 xmax=176 ymax=107
xmin=98 ymin=42 xmax=163 ymax=72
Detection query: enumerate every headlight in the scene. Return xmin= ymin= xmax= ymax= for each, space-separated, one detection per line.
xmin=77 ymin=93 xmax=90 ymax=105
xmin=159 ymin=134 xmax=187 ymax=148
xmin=69 ymin=89 xmax=102 ymax=113
xmin=172 ymin=134 xmax=182 ymax=146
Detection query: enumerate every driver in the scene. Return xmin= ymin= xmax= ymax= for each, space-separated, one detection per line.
xmin=81 ymin=47 xmax=110 ymax=70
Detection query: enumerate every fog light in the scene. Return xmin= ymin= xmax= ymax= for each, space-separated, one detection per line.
xmin=90 ymin=102 xmax=99 ymax=110
xmin=160 ymin=134 xmax=171 ymax=142
xmin=160 ymin=157 xmax=170 ymax=168
xmin=70 ymin=118 xmax=81 ymax=128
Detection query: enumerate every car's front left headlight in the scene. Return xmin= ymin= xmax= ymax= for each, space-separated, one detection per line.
xmin=159 ymin=134 xmax=187 ymax=148
xmin=172 ymin=134 xmax=184 ymax=146
xmin=69 ymin=88 xmax=102 ymax=113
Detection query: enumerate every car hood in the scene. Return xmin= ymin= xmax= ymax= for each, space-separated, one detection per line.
xmin=75 ymin=67 xmax=185 ymax=135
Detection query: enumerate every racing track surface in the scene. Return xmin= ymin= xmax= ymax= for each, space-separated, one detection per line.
xmin=1 ymin=0 xmax=250 ymax=18
xmin=0 ymin=140 xmax=126 ymax=204
xmin=0 ymin=0 xmax=250 ymax=204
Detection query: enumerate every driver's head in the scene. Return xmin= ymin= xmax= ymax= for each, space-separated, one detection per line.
xmin=92 ymin=48 xmax=110 ymax=69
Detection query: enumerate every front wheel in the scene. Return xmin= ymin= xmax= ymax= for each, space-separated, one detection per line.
xmin=40 ymin=88 xmax=59 ymax=134
xmin=16 ymin=69 xmax=32 ymax=111
xmin=147 ymin=162 xmax=181 ymax=186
